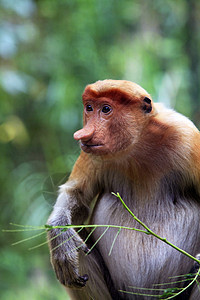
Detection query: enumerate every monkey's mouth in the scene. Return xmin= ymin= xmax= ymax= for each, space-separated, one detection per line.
xmin=80 ymin=142 xmax=104 ymax=152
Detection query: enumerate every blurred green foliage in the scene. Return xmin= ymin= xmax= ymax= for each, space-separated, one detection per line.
xmin=0 ymin=0 xmax=200 ymax=299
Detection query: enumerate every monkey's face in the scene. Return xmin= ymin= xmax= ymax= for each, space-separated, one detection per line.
xmin=74 ymin=100 xmax=132 ymax=155
xmin=74 ymin=103 xmax=151 ymax=157
xmin=73 ymin=80 xmax=153 ymax=156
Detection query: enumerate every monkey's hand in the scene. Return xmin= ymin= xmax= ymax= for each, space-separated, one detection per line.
xmin=47 ymin=226 xmax=89 ymax=288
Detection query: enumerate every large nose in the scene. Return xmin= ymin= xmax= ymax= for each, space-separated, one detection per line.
xmin=73 ymin=124 xmax=95 ymax=142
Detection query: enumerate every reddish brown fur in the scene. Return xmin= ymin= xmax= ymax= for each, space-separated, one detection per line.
xmin=83 ymin=86 xmax=140 ymax=106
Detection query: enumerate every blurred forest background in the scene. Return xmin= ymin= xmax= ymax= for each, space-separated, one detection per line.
xmin=0 ymin=0 xmax=200 ymax=299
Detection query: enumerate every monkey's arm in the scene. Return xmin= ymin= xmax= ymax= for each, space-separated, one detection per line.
xmin=47 ymin=152 xmax=99 ymax=288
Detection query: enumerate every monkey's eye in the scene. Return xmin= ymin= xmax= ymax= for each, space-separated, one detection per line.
xmin=102 ymin=105 xmax=112 ymax=114
xmin=85 ymin=104 xmax=93 ymax=112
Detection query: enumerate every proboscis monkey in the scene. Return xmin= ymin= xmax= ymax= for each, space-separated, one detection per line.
xmin=47 ymin=80 xmax=200 ymax=299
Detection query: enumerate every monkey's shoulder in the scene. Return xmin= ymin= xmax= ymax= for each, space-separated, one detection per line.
xmin=153 ymin=104 xmax=200 ymax=157
xmin=154 ymin=103 xmax=199 ymax=134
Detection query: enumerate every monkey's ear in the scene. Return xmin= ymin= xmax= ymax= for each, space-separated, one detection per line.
xmin=142 ymin=97 xmax=152 ymax=113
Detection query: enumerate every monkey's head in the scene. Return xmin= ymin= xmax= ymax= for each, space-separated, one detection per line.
xmin=74 ymin=80 xmax=155 ymax=156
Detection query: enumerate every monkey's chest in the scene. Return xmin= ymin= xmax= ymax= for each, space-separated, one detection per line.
xmin=90 ymin=193 xmax=200 ymax=292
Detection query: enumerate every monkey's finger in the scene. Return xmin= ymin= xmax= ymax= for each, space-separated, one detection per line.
xmin=195 ymin=253 xmax=200 ymax=262
xmin=80 ymin=274 xmax=89 ymax=281
xmin=67 ymin=271 xmax=89 ymax=288
xmin=69 ymin=274 xmax=89 ymax=288
xmin=193 ymin=253 xmax=200 ymax=272
xmin=77 ymin=274 xmax=89 ymax=286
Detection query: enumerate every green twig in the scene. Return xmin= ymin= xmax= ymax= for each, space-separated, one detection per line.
xmin=45 ymin=223 xmax=147 ymax=234
xmin=113 ymin=192 xmax=200 ymax=265
xmin=12 ymin=231 xmax=46 ymax=246
xmin=86 ymin=227 xmax=109 ymax=255
xmin=109 ymin=228 xmax=121 ymax=256
xmin=163 ymin=267 xmax=200 ymax=299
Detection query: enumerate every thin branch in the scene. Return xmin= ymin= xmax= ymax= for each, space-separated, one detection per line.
xmin=113 ymin=192 xmax=200 ymax=265
xmin=45 ymin=224 xmax=147 ymax=234
xmin=164 ymin=267 xmax=200 ymax=299
xmin=86 ymin=227 xmax=109 ymax=255
xmin=109 ymin=228 xmax=121 ymax=256
xmin=12 ymin=231 xmax=46 ymax=246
